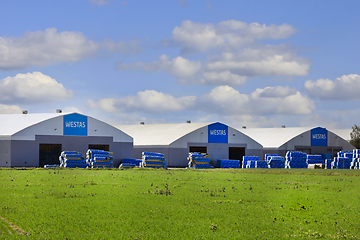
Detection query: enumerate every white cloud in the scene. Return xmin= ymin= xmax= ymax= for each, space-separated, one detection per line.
xmin=0 ymin=28 xmax=143 ymax=70
xmin=254 ymin=86 xmax=297 ymax=98
xmin=116 ymin=54 xmax=201 ymax=78
xmin=87 ymin=90 xmax=196 ymax=114
xmin=304 ymin=74 xmax=360 ymax=100
xmin=170 ymin=20 xmax=297 ymax=53
xmin=0 ymin=28 xmax=98 ymax=70
xmin=89 ymin=0 xmax=110 ymax=5
xmin=0 ymin=104 xmax=22 ymax=114
xmin=88 ymin=85 xmax=314 ymax=117
xmin=200 ymin=71 xmax=247 ymax=85
xmin=207 ymin=46 xmax=309 ymax=77
xmin=195 ymin=85 xmax=314 ymax=115
xmin=0 ymin=72 xmax=73 ymax=104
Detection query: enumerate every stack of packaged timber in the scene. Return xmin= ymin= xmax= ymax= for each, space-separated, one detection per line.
xmin=44 ymin=164 xmax=60 ymax=168
xmin=307 ymin=155 xmax=324 ymax=165
xmin=242 ymin=156 xmax=267 ymax=168
xmin=242 ymin=156 xmax=257 ymax=168
xmin=119 ymin=159 xmax=143 ymax=169
xmin=285 ymin=151 xmax=308 ymax=169
xmin=332 ymin=151 xmax=352 ymax=169
xmin=325 ymin=159 xmax=334 ymax=169
xmin=59 ymin=151 xmax=89 ymax=168
xmin=86 ymin=149 xmax=114 ymax=168
xmin=217 ymin=159 xmax=240 ymax=168
xmin=352 ymin=149 xmax=360 ymax=169
xmin=267 ymin=155 xmax=285 ymax=168
xmin=188 ymin=152 xmax=213 ymax=169
xmin=142 ymin=152 xmax=167 ymax=169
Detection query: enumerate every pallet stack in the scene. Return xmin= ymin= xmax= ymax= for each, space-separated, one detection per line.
xmin=142 ymin=152 xmax=167 ymax=169
xmin=285 ymin=151 xmax=308 ymax=169
xmin=86 ymin=149 xmax=114 ymax=168
xmin=188 ymin=152 xmax=213 ymax=169
xmin=59 ymin=151 xmax=88 ymax=168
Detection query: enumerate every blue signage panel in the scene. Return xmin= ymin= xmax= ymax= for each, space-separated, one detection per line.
xmin=311 ymin=127 xmax=327 ymax=146
xmin=63 ymin=113 xmax=88 ymax=136
xmin=208 ymin=123 xmax=228 ymax=143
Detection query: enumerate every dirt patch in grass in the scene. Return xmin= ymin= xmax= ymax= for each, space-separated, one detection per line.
xmin=0 ymin=215 xmax=28 ymax=235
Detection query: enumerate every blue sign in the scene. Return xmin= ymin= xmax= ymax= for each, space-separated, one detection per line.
xmin=208 ymin=123 xmax=228 ymax=143
xmin=311 ymin=127 xmax=327 ymax=146
xmin=63 ymin=113 xmax=88 ymax=136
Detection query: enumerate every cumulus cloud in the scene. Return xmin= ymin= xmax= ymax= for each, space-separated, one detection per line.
xmin=200 ymin=71 xmax=247 ymax=85
xmin=117 ymin=45 xmax=309 ymax=85
xmin=0 ymin=72 xmax=73 ymax=104
xmin=206 ymin=46 xmax=309 ymax=77
xmin=304 ymin=74 xmax=360 ymax=100
xmin=170 ymin=20 xmax=297 ymax=53
xmin=0 ymin=28 xmax=98 ymax=70
xmin=0 ymin=28 xmax=143 ymax=70
xmin=116 ymin=54 xmax=201 ymax=78
xmin=87 ymin=90 xmax=196 ymax=114
xmin=0 ymin=104 xmax=22 ymax=114
xmin=88 ymin=85 xmax=314 ymax=116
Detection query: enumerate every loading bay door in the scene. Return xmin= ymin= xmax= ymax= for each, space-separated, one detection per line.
xmin=39 ymin=144 xmax=62 ymax=167
xmin=229 ymin=147 xmax=245 ymax=163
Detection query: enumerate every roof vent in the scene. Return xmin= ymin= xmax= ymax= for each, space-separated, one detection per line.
xmin=282 ymin=125 xmax=286 ymax=128
xmin=22 ymin=110 xmax=28 ymax=114
xmin=56 ymin=109 xmax=62 ymax=113
xmin=140 ymin=122 xmax=145 ymax=125
xmin=242 ymin=126 xmax=246 ymax=129
xmin=186 ymin=120 xmax=191 ymax=123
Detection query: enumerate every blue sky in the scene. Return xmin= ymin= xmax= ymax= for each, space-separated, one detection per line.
xmin=0 ymin=0 xmax=359 ymax=129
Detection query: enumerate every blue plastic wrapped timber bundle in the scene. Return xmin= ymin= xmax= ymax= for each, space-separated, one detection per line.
xmin=142 ymin=152 xmax=167 ymax=169
xmin=44 ymin=164 xmax=60 ymax=168
xmin=217 ymin=159 xmax=240 ymax=168
xmin=265 ymin=154 xmax=280 ymax=164
xmin=325 ymin=159 xmax=333 ymax=169
xmin=119 ymin=159 xmax=143 ymax=168
xmin=242 ymin=156 xmax=259 ymax=168
xmin=268 ymin=156 xmax=285 ymax=168
xmin=307 ymin=155 xmax=324 ymax=165
xmin=58 ymin=151 xmax=89 ymax=168
xmin=337 ymin=151 xmax=352 ymax=158
xmin=86 ymin=149 xmax=114 ymax=168
xmin=333 ymin=157 xmax=351 ymax=169
xmin=188 ymin=152 xmax=213 ymax=169
xmin=285 ymin=151 xmax=308 ymax=169
xmin=256 ymin=161 xmax=269 ymax=168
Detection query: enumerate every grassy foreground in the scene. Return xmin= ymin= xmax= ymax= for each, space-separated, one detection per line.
xmin=0 ymin=168 xmax=360 ymax=239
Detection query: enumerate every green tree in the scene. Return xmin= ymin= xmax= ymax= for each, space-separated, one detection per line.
xmin=350 ymin=124 xmax=360 ymax=149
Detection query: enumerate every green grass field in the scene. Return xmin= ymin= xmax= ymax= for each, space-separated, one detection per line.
xmin=1 ymin=168 xmax=360 ymax=239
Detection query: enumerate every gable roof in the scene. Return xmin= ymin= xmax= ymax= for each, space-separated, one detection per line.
xmin=0 ymin=113 xmax=66 ymax=137
xmin=116 ymin=122 xmax=212 ymax=146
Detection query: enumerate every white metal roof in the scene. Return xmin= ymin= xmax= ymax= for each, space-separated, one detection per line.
xmin=240 ymin=127 xmax=352 ymax=148
xmin=330 ymin=129 xmax=351 ymax=141
xmin=240 ymin=127 xmax=312 ymax=149
xmin=0 ymin=112 xmax=66 ymax=136
xmin=116 ymin=122 xmax=212 ymax=146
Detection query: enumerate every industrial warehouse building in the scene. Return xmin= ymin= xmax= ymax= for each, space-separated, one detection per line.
xmin=117 ymin=122 xmax=263 ymax=167
xmin=0 ymin=112 xmax=133 ymax=167
xmin=240 ymin=126 xmax=354 ymax=158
